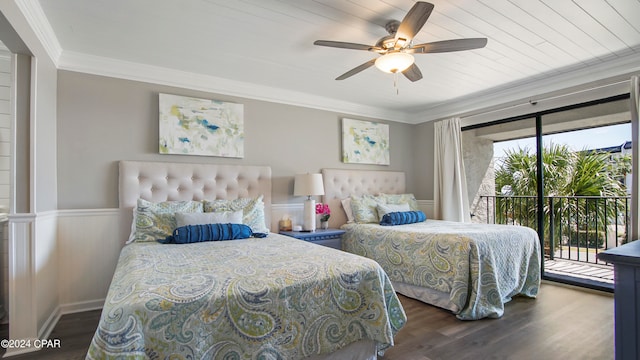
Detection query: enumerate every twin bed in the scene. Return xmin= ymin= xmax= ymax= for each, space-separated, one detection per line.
xmin=321 ymin=169 xmax=541 ymax=320
xmin=87 ymin=161 xmax=541 ymax=359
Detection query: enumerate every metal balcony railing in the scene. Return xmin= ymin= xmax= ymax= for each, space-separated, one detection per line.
xmin=476 ymin=195 xmax=630 ymax=265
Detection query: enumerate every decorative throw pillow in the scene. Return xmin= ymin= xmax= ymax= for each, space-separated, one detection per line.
xmin=128 ymin=199 xmax=203 ymax=243
xmin=160 ymin=223 xmax=266 ymax=244
xmin=203 ymin=195 xmax=269 ymax=233
xmin=377 ymin=203 xmax=411 ymax=218
xmin=350 ymin=194 xmax=383 ymax=223
xmin=341 ymin=198 xmax=355 ymax=223
xmin=380 ymin=193 xmax=419 ymax=211
xmin=175 ymin=211 xmax=243 ymax=228
xmin=379 ymin=211 xmax=427 ymax=226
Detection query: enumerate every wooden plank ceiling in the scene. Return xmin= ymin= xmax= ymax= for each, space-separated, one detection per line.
xmin=34 ymin=0 xmax=640 ymax=122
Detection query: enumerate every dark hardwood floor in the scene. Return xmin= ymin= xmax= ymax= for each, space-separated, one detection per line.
xmin=0 ymin=308 xmax=101 ymax=360
xmin=383 ymin=282 xmax=614 ymax=360
xmin=0 ymin=282 xmax=613 ymax=359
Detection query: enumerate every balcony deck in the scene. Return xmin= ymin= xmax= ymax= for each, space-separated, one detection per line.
xmin=476 ymin=194 xmax=626 ymax=289
xmin=545 ymin=258 xmax=614 ymax=285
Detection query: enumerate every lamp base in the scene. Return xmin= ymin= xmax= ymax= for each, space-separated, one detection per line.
xmin=302 ymin=198 xmax=316 ymax=231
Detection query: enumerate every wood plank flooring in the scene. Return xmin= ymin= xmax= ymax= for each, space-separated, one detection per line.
xmin=0 ymin=282 xmax=613 ymax=359
xmin=384 ymin=282 xmax=614 ymax=360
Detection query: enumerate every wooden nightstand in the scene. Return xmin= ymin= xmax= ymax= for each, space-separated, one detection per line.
xmin=279 ymin=228 xmax=346 ymax=250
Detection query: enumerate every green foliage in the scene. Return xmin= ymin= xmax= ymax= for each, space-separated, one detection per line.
xmin=494 ymin=143 xmax=628 ymax=250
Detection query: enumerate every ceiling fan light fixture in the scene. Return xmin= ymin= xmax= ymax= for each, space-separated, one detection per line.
xmin=375 ymin=52 xmax=414 ymax=73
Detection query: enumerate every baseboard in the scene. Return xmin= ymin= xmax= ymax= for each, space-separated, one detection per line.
xmin=59 ymin=299 xmax=105 ymax=315
xmin=38 ymin=306 xmax=61 ymax=340
xmin=3 ymin=345 xmax=41 ymax=358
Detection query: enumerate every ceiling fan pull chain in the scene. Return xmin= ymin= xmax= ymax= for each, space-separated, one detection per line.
xmin=394 ymin=72 xmax=400 ymax=95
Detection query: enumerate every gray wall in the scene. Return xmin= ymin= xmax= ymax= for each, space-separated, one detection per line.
xmin=57 ymin=70 xmax=421 ymax=209
xmin=412 ymin=120 xmax=435 ymax=201
xmin=33 ymin=55 xmax=58 ymax=212
xmin=0 ymin=51 xmax=10 ymax=210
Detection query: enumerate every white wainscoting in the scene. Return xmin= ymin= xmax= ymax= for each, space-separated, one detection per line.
xmin=6 ymin=212 xmax=59 ymax=357
xmin=57 ymin=209 xmax=121 ymax=314
xmin=34 ymin=212 xmax=59 ymax=338
xmin=270 ymin=203 xmax=304 ymax=232
xmin=6 ymin=213 xmax=36 ymax=357
xmin=418 ymin=200 xmax=435 ymax=220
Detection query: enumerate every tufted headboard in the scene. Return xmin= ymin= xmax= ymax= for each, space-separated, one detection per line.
xmin=321 ymin=169 xmax=405 ymax=228
xmin=119 ymin=160 xmax=272 ymax=240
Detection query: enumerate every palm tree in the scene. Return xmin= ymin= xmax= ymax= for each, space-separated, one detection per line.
xmin=495 ymin=143 xmax=627 ymax=250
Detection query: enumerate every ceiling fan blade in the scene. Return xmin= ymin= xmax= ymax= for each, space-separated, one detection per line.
xmin=335 ymin=59 xmax=377 ymax=80
xmin=395 ymin=1 xmax=434 ymax=45
xmin=402 ymin=63 xmax=423 ymax=82
xmin=412 ymin=38 xmax=488 ymax=53
xmin=314 ymin=40 xmax=381 ymax=52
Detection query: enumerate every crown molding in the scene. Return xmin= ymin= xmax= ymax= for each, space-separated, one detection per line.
xmin=57 ymin=51 xmax=412 ymax=123
xmin=14 ymin=0 xmax=62 ymax=64
xmin=59 ymin=48 xmax=637 ymax=126
xmin=411 ymin=51 xmax=640 ymax=124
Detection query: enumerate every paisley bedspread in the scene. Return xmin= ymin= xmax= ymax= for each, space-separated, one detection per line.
xmin=342 ymin=220 xmax=541 ymax=320
xmin=86 ymin=234 xmax=406 ymax=359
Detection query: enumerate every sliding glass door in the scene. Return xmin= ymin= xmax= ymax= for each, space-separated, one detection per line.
xmin=463 ymin=95 xmax=631 ymax=290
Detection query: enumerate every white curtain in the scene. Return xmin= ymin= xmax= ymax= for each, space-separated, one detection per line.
xmin=630 ymin=75 xmax=639 ymax=240
xmin=434 ymin=117 xmax=471 ymax=222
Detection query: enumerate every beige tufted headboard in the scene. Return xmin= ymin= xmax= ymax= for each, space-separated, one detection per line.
xmin=321 ymin=168 xmax=405 ymax=228
xmin=119 ymin=160 xmax=272 ymax=240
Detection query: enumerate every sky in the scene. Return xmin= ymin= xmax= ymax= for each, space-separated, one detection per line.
xmin=493 ymin=123 xmax=631 ymax=158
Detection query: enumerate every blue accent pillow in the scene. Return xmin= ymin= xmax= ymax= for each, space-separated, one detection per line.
xmin=160 ymin=223 xmax=267 ymax=244
xmin=379 ymin=211 xmax=426 ymax=226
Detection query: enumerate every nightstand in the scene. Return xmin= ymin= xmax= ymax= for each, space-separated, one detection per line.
xmin=279 ymin=228 xmax=346 ymax=250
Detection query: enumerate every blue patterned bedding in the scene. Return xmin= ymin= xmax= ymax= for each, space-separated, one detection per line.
xmin=86 ymin=234 xmax=406 ymax=359
xmin=342 ymin=220 xmax=541 ymax=320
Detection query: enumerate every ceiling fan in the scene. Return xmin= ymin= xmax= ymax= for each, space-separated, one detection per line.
xmin=313 ymin=1 xmax=487 ymax=82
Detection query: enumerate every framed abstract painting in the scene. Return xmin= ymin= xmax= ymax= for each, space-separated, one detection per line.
xmin=159 ymin=93 xmax=244 ymax=157
xmin=342 ymin=118 xmax=390 ymax=165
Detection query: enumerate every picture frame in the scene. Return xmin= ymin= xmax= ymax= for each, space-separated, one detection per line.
xmin=158 ymin=93 xmax=244 ymax=158
xmin=342 ymin=118 xmax=390 ymax=165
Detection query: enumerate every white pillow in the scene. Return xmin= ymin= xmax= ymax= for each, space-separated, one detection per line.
xmin=176 ymin=211 xmax=243 ymax=228
xmin=376 ymin=203 xmax=411 ymax=218
xmin=341 ymin=198 xmax=355 ymax=223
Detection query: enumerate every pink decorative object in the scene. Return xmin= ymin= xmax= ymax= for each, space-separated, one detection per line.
xmin=315 ymin=203 xmax=331 ymax=222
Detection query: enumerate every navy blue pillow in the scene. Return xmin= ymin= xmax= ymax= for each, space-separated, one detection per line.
xmin=160 ymin=223 xmax=267 ymax=244
xmin=379 ymin=211 xmax=426 ymax=226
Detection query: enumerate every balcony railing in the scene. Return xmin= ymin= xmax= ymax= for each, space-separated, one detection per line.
xmin=476 ymin=195 xmax=630 ymax=265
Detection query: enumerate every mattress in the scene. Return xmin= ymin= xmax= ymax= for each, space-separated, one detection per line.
xmin=86 ymin=234 xmax=406 ymax=359
xmin=342 ymin=219 xmax=541 ymax=320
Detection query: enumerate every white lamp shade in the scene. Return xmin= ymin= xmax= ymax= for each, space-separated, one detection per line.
xmin=375 ymin=52 xmax=415 ymax=73
xmin=293 ymin=173 xmax=325 ymax=197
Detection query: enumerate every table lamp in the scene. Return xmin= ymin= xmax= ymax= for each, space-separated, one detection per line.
xmin=293 ymin=173 xmax=325 ymax=231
